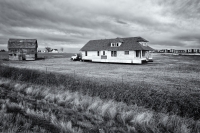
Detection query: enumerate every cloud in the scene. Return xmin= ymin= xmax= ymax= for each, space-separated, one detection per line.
xmin=0 ymin=0 xmax=200 ymax=52
xmin=115 ymin=20 xmax=127 ymax=25
xmin=156 ymin=0 xmax=200 ymax=19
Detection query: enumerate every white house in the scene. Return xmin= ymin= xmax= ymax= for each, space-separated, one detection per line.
xmin=186 ymin=49 xmax=200 ymax=53
xmin=51 ymin=49 xmax=59 ymax=53
xmin=80 ymin=37 xmax=154 ymax=64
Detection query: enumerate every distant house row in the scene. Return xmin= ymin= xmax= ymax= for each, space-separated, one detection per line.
xmin=38 ymin=49 xmax=59 ymax=53
xmin=154 ymin=49 xmax=200 ymax=53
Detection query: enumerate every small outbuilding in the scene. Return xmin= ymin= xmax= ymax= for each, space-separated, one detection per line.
xmin=8 ymin=39 xmax=38 ymax=61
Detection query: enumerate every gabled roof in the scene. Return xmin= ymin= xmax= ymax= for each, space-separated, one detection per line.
xmin=80 ymin=37 xmax=153 ymax=51
xmin=51 ymin=49 xmax=58 ymax=51
xmin=8 ymin=39 xmax=37 ymax=43
xmin=111 ymin=37 xmax=124 ymax=43
xmin=8 ymin=39 xmax=38 ymax=49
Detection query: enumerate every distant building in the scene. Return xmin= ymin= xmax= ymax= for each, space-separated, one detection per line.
xmin=8 ymin=39 xmax=38 ymax=61
xmin=170 ymin=49 xmax=175 ymax=53
xmin=152 ymin=50 xmax=159 ymax=53
xmin=51 ymin=49 xmax=59 ymax=53
xmin=193 ymin=49 xmax=199 ymax=53
xmin=158 ymin=49 xmax=165 ymax=53
xmin=175 ymin=50 xmax=185 ymax=53
xmin=164 ymin=49 xmax=167 ymax=53
xmin=186 ymin=49 xmax=200 ymax=53
xmin=154 ymin=48 xmax=200 ymax=54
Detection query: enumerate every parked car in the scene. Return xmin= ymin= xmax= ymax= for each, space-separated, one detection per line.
xmin=70 ymin=53 xmax=82 ymax=61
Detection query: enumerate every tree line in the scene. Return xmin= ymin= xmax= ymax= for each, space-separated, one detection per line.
xmin=44 ymin=47 xmax=64 ymax=52
xmin=0 ymin=49 xmax=6 ymax=52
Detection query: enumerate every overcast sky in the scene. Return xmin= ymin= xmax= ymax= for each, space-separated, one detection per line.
xmin=0 ymin=0 xmax=200 ymax=52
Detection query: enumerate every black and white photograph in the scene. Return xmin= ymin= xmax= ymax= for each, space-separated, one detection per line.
xmin=0 ymin=0 xmax=200 ymax=132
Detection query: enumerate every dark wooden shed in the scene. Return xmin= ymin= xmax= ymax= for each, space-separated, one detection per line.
xmin=8 ymin=39 xmax=38 ymax=60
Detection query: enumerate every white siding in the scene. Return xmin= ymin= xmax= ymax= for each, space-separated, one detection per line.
xmin=106 ymin=51 xmax=136 ymax=60
xmin=82 ymin=51 xmax=137 ymax=60
xmin=81 ymin=50 xmax=151 ymax=64
xmin=82 ymin=51 xmax=101 ymax=60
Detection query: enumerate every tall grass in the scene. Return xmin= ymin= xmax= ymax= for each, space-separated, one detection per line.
xmin=0 ymin=64 xmax=200 ymax=120
xmin=0 ymin=78 xmax=200 ymax=132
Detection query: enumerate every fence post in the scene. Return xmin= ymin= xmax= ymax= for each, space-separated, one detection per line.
xmin=46 ymin=67 xmax=47 ymax=85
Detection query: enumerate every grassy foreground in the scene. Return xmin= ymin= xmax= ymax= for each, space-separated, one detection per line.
xmin=0 ymin=78 xmax=200 ymax=133
xmin=0 ymin=64 xmax=200 ymax=120
xmin=0 ymin=52 xmax=74 ymax=60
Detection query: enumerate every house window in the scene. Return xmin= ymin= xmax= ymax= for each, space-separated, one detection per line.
xmin=125 ymin=51 xmax=129 ymax=55
xmin=111 ymin=42 xmax=121 ymax=47
xmin=97 ymin=51 xmax=99 ymax=56
xmin=111 ymin=51 xmax=117 ymax=57
xmin=103 ymin=51 xmax=105 ymax=55
xmin=85 ymin=51 xmax=87 ymax=56
xmin=136 ymin=50 xmax=140 ymax=57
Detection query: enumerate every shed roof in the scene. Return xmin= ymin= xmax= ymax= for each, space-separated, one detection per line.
xmin=8 ymin=39 xmax=38 ymax=49
xmin=80 ymin=37 xmax=154 ymax=51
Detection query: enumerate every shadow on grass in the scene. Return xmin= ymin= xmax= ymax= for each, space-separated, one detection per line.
xmin=36 ymin=57 xmax=45 ymax=60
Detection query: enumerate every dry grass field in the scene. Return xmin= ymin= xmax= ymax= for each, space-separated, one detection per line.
xmin=0 ymin=52 xmax=8 ymax=60
xmin=0 ymin=52 xmax=74 ymax=60
xmin=1 ymin=78 xmax=199 ymax=133
xmin=2 ymin=53 xmax=200 ymax=92
xmin=1 ymin=53 xmax=200 ymax=132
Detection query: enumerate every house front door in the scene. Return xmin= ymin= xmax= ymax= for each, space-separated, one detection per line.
xmin=101 ymin=50 xmax=107 ymax=59
xmin=136 ymin=50 xmax=140 ymax=58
